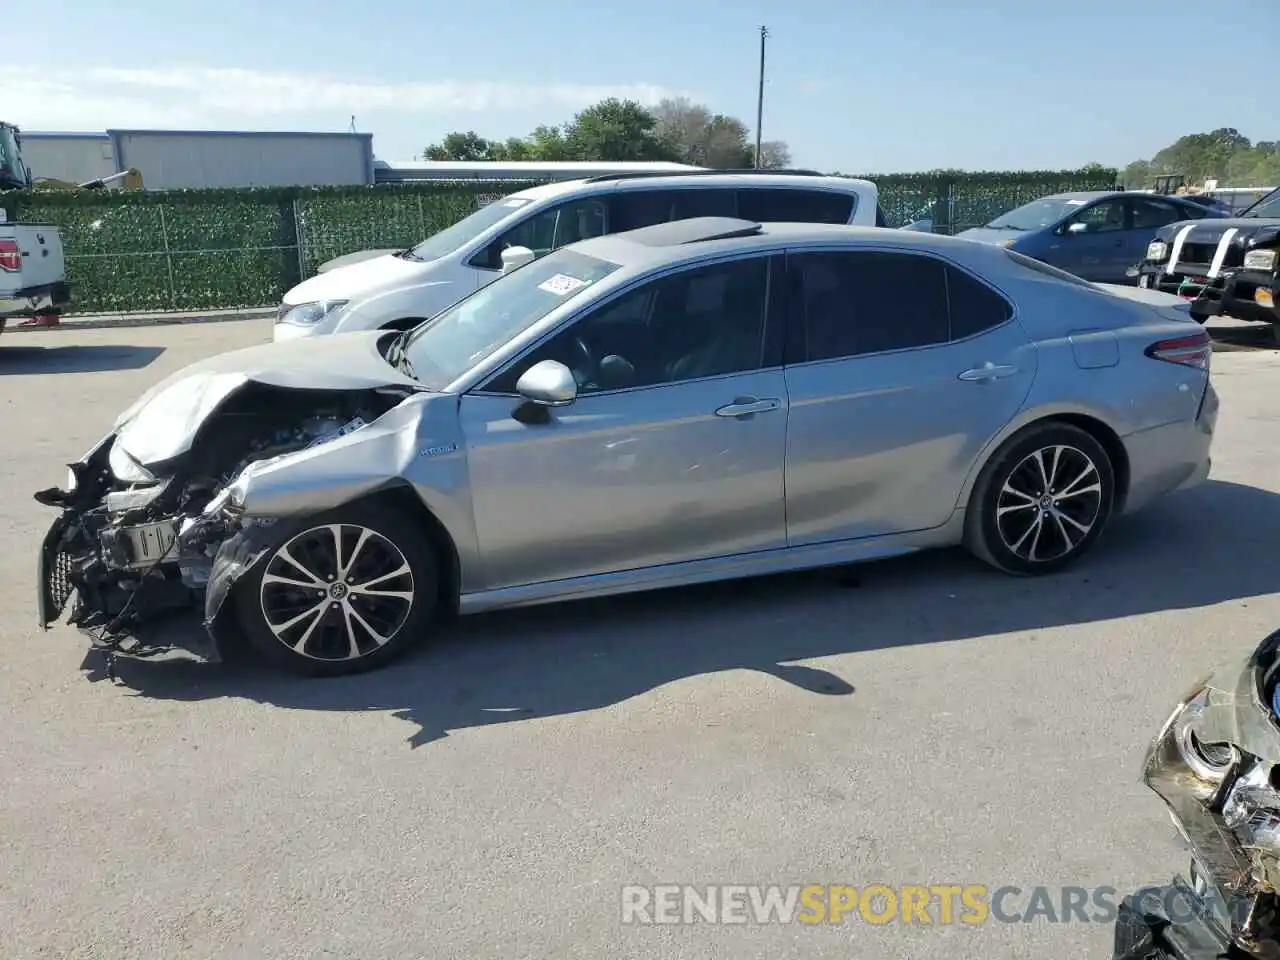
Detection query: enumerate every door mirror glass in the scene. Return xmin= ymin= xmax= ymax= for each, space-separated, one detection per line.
xmin=500 ymin=245 xmax=536 ymax=273
xmin=515 ymin=359 xmax=578 ymax=406
xmin=1066 ymin=222 xmax=1089 ymax=235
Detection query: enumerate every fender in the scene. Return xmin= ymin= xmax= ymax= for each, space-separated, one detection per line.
xmin=218 ymin=391 xmax=483 ymax=591
xmin=950 ymin=398 xmax=1133 ymax=512
xmin=332 ymin=279 xmax=461 ymax=334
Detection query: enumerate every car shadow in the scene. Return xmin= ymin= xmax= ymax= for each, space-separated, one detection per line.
xmin=0 ymin=344 xmax=164 ymax=375
xmin=101 ymin=478 xmax=1280 ymax=748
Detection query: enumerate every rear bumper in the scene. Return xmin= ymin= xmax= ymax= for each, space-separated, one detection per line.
xmin=1121 ymin=387 xmax=1217 ymax=515
xmin=0 ymin=280 xmax=71 ymax=319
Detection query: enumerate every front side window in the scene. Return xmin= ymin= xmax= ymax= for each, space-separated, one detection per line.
xmin=485 ymin=256 xmax=771 ymax=395
xmin=1065 ymin=200 xmax=1126 ymax=234
xmin=789 ymin=251 xmax=949 ymax=361
xmin=403 ymin=247 xmax=621 ymax=389
xmin=472 ymin=198 xmax=609 ymax=270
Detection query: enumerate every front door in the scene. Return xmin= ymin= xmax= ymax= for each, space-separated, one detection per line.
xmin=459 ymin=254 xmax=789 ymax=590
xmin=1051 ymin=198 xmax=1131 ymax=282
xmin=781 ymin=249 xmax=1037 ymax=545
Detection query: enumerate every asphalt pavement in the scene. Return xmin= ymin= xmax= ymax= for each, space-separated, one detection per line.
xmin=1 ymin=318 xmax=1278 ymax=960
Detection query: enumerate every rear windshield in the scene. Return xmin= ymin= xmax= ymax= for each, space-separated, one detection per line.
xmin=1005 ymin=249 xmax=1095 ymax=288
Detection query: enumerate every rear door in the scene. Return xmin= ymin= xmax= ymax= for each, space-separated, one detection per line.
xmin=781 ymin=248 xmax=1037 ymax=545
xmin=1126 ymin=196 xmax=1193 ymax=267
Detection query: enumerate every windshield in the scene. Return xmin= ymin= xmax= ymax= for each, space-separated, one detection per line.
xmin=403 ymin=247 xmax=622 ymax=388
xmin=1242 ymin=188 xmax=1280 ymax=219
xmin=0 ymin=126 xmax=29 ymax=189
xmin=986 ymin=197 xmax=1088 ymax=231
xmin=406 ymin=196 xmax=533 ymax=261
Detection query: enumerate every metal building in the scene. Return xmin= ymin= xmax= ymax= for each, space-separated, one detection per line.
xmin=19 ymin=129 xmax=375 ymax=189
xmin=19 ymin=132 xmax=119 ymax=186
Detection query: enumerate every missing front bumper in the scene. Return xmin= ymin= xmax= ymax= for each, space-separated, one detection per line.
xmin=34 ymin=507 xmax=275 ymax=667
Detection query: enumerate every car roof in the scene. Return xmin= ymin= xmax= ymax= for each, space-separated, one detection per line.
xmin=509 ymin=172 xmax=877 ymax=204
xmin=570 ymin=217 xmax=1001 ymax=272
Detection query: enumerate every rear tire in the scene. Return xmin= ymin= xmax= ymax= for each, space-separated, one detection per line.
xmin=234 ymin=501 xmax=439 ymax=677
xmin=964 ymin=421 xmax=1115 ymax=575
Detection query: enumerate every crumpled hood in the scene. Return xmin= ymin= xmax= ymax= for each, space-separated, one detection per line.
xmin=1153 ymin=217 xmax=1280 ymax=246
xmin=113 ymin=330 xmax=425 ymax=466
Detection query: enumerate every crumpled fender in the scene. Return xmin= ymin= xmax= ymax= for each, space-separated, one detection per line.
xmin=223 ymin=391 xmax=472 ymax=538
xmin=203 ymin=520 xmax=280 ymax=653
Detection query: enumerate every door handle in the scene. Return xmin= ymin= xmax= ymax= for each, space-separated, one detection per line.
xmin=958 ymin=362 xmax=1018 ymax=383
xmin=715 ymin=397 xmax=781 ymax=418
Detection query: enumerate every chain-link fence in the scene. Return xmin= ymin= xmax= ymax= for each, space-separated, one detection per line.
xmin=8 ymin=169 xmax=1118 ymax=314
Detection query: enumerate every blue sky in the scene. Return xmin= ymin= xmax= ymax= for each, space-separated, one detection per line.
xmin=12 ymin=0 xmax=1278 ymax=173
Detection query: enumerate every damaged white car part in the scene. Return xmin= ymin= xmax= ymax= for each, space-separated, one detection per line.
xmin=35 ymin=343 xmax=422 ymax=673
xmin=1115 ymin=629 xmax=1280 ymax=960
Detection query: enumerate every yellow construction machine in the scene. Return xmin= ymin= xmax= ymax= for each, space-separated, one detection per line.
xmin=1 ymin=121 xmax=143 ymax=192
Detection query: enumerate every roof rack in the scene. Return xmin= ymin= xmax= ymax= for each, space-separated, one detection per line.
xmin=581 ymin=168 xmax=828 ymax=183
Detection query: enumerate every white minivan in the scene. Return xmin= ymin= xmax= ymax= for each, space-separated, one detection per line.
xmin=274 ymin=171 xmax=884 ymax=341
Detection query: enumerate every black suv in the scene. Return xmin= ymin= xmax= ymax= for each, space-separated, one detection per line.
xmin=1131 ymin=186 xmax=1280 ymax=333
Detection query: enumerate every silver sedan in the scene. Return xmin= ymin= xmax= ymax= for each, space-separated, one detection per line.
xmin=36 ymin=218 xmax=1218 ymax=677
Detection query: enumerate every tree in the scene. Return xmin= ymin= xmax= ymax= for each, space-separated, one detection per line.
xmin=650 ymin=96 xmax=793 ymax=168
xmin=1122 ymin=128 xmax=1280 ymax=187
xmin=758 ymin=141 xmax=792 ymax=169
xmin=419 ymin=97 xmax=797 ymax=167
xmin=561 ymin=98 xmax=679 ymax=162
xmin=423 ymin=131 xmax=497 ymax=161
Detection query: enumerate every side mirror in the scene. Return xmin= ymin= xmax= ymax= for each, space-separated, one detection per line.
xmin=515 ymin=359 xmax=577 ymax=407
xmin=1066 ymin=222 xmax=1089 ymax=235
xmin=500 ymin=245 xmax=536 ymax=274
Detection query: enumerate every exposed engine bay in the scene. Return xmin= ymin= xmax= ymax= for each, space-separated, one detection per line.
xmin=36 ymin=381 xmax=411 ymax=664
xmin=1113 ymin=629 xmax=1280 ymax=960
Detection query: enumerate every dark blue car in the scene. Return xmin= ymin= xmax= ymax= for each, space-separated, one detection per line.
xmin=957 ymin=191 xmax=1229 ymax=283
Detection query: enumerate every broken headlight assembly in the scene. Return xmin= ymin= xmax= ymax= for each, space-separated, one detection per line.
xmin=1129 ymin=632 xmax=1280 ymax=959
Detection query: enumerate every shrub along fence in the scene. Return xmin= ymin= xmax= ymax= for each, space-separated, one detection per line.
xmin=6 ymin=168 xmax=1117 ymax=315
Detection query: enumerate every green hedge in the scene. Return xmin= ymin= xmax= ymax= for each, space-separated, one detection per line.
xmin=6 ymin=169 xmax=1117 ymax=314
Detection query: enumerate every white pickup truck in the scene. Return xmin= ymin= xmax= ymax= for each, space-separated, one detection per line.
xmin=0 ymin=215 xmax=70 ymax=332
xmin=1 ymin=122 xmax=71 ymax=334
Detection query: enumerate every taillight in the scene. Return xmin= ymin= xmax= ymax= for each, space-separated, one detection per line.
xmin=0 ymin=238 xmax=19 ymax=272
xmin=1145 ymin=331 xmax=1212 ymax=370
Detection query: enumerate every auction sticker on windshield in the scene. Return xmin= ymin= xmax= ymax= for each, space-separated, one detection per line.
xmin=539 ymin=274 xmax=589 ymax=295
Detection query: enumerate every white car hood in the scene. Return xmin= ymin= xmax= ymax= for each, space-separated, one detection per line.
xmin=113 ymin=330 xmax=426 ymax=467
xmin=282 ymin=250 xmax=427 ymax=306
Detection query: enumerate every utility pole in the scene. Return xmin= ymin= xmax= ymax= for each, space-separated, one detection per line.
xmin=754 ymin=25 xmax=768 ymax=168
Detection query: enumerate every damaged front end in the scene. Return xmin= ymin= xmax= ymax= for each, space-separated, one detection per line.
xmin=1115 ymin=629 xmax=1280 ymax=959
xmin=36 ymin=375 xmax=414 ymax=665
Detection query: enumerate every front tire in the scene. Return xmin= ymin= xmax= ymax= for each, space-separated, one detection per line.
xmin=964 ymin=421 xmax=1115 ymax=575
xmin=234 ymin=502 xmax=439 ymax=677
